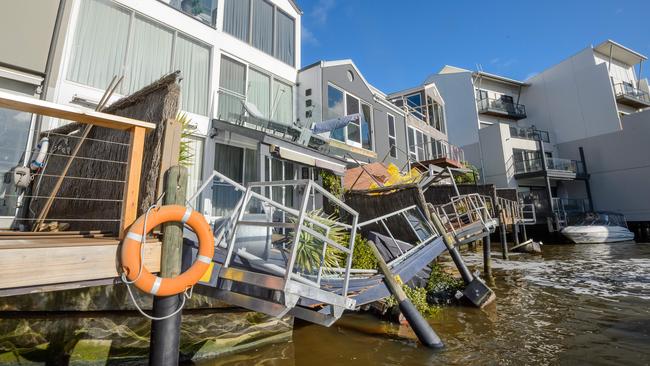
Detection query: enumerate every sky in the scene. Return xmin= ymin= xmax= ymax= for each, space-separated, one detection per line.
xmin=298 ymin=0 xmax=650 ymax=93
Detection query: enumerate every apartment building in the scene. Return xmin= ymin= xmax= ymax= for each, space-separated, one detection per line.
xmin=0 ymin=0 xmax=317 ymax=225
xmin=0 ymin=1 xmax=62 ymax=227
xmin=429 ymin=40 xmax=650 ymax=228
xmin=297 ymin=60 xmax=409 ymax=169
xmin=387 ymin=82 xmax=464 ymax=169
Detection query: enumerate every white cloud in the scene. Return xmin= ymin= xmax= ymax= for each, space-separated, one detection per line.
xmin=302 ymin=25 xmax=319 ymax=46
xmin=525 ymin=71 xmax=539 ymax=80
xmin=310 ymin=0 xmax=335 ymax=25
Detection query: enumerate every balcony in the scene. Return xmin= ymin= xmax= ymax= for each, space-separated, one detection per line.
xmin=514 ymin=157 xmax=586 ymax=180
xmin=477 ymin=98 xmax=527 ymax=120
xmin=413 ymin=140 xmax=465 ymax=169
xmin=613 ymin=83 xmax=650 ymax=108
xmin=509 ymin=126 xmax=550 ymax=143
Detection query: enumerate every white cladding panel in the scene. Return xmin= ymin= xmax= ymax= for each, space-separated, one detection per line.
xmin=522 ymin=48 xmax=621 ymax=144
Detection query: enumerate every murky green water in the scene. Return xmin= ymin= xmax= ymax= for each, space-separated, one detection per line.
xmin=207 ymin=243 xmax=650 ymax=366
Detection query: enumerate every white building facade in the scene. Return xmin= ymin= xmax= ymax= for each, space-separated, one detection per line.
xmin=431 ymin=40 xmax=650 ymax=225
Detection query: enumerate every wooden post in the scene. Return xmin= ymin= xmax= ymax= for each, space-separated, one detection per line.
xmin=149 ymin=166 xmax=187 ymax=366
xmin=120 ymin=126 xmax=146 ymax=238
xmin=157 ymin=118 xmax=182 ymax=198
xmin=513 ymin=222 xmax=520 ymax=247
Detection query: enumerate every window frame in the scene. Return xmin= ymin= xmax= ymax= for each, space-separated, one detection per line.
xmin=325 ymin=82 xmax=374 ymax=151
xmin=387 ymin=113 xmax=397 ymax=158
xmin=218 ymin=54 xmax=295 ymax=125
xmin=222 ymin=0 xmax=296 ymax=67
xmin=407 ymin=126 xmax=428 ymax=161
xmin=65 ymin=0 xmax=212 ymax=116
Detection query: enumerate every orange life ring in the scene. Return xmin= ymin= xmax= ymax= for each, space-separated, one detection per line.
xmin=121 ymin=205 xmax=214 ymax=296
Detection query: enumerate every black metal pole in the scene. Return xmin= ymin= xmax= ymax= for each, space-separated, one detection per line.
xmin=150 ymin=295 xmax=183 ymax=364
xmin=368 ymin=241 xmax=444 ymax=349
xmin=579 ymin=147 xmax=594 ymax=212
xmin=522 ymin=223 xmax=528 ymax=242
xmin=499 ymin=209 xmax=509 ymax=260
xmin=149 ymin=166 xmax=187 ymax=366
xmin=537 ymin=131 xmax=557 ymax=232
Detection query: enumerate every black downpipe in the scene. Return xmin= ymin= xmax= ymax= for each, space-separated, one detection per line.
xmin=149 ymin=295 xmax=182 ymax=365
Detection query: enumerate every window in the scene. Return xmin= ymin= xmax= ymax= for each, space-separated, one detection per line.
xmin=212 ymin=143 xmax=257 ymax=217
xmin=252 ymin=0 xmax=273 ymax=54
xmin=273 ymin=79 xmax=293 ymax=125
xmin=218 ymin=56 xmax=295 ymax=127
xmin=249 ymin=68 xmax=271 ymax=118
xmin=476 ymin=89 xmax=488 ymax=100
xmin=327 ymin=84 xmax=374 ymax=150
xmin=430 ymin=100 xmax=445 ymax=133
xmin=275 ymin=9 xmax=295 ymax=66
xmin=218 ymin=56 xmax=246 ymax=122
xmin=223 ymin=0 xmax=249 ymax=42
xmin=327 ymin=85 xmax=345 ymax=142
xmin=160 ymin=0 xmax=218 ymax=26
xmin=223 ymin=0 xmax=296 ymax=66
xmin=68 ymin=0 xmax=211 ymax=115
xmin=406 ymin=92 xmax=424 ymax=120
xmin=0 ymin=108 xmax=33 ymax=220
xmin=361 ymin=103 xmax=372 ymax=150
xmin=346 ymin=94 xmax=361 ymax=147
xmin=408 ymin=127 xmax=427 ymax=161
xmin=387 ymin=114 xmax=397 ymax=158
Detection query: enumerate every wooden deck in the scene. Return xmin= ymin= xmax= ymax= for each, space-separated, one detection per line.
xmin=0 ymin=231 xmax=161 ymax=296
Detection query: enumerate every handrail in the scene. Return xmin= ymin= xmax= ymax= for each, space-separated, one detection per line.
xmin=514 ymin=156 xmax=582 ymax=175
xmin=0 ymin=89 xmax=154 ymax=236
xmin=509 ymin=126 xmax=550 ymax=143
xmin=0 ymin=90 xmax=156 ymax=131
xmin=476 ymin=97 xmax=526 ymax=116
xmin=613 ymin=82 xmax=650 ymax=103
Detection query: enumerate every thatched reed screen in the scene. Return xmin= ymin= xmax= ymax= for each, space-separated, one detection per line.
xmin=345 ymin=184 xmax=429 ymax=243
xmin=27 ymin=72 xmax=181 ymax=232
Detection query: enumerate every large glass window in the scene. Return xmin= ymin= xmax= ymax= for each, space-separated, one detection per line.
xmin=273 ymin=79 xmax=293 ymax=125
xmin=223 ymin=0 xmax=250 ymax=42
xmin=173 ymin=35 xmax=210 ymax=115
xmin=408 ymin=127 xmax=427 ymax=161
xmin=252 ymin=0 xmax=274 ymax=55
xmin=222 ymin=0 xmax=295 ymax=66
xmin=327 ymin=85 xmax=345 ymax=142
xmin=218 ymin=56 xmax=295 ymax=128
xmin=248 ymin=69 xmax=271 ymax=118
xmin=218 ymin=56 xmax=246 ymax=122
xmin=67 ymin=0 xmax=130 ymax=90
xmin=68 ymin=0 xmax=211 ymax=115
xmin=212 ymin=143 xmax=257 ymax=217
xmin=275 ymin=9 xmax=295 ymax=66
xmin=124 ymin=16 xmax=173 ymax=94
xmin=326 ymin=85 xmax=373 ymax=150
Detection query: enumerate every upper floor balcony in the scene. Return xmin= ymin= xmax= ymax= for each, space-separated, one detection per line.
xmin=509 ymin=126 xmax=550 ymax=143
xmin=613 ymin=82 xmax=650 ymax=108
xmin=407 ymin=138 xmax=465 ymax=169
xmin=477 ymin=97 xmax=527 ymax=120
xmin=514 ymin=156 xmax=586 ymax=180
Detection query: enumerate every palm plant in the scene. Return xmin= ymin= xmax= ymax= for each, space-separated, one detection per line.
xmin=289 ymin=210 xmax=347 ymax=274
xmin=177 ymin=112 xmax=194 ymax=167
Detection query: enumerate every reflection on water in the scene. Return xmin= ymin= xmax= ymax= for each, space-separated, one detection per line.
xmin=209 ymin=243 xmax=650 ymax=366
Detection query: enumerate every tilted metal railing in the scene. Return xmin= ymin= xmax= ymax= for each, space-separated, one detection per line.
xmin=434 ymin=194 xmax=491 ymax=235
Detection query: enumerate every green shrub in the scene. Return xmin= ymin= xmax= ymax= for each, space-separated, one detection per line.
xmin=426 ymin=263 xmax=463 ymax=294
xmin=384 ymin=285 xmax=439 ymax=317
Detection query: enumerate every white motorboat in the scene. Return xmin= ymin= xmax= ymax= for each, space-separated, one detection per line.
xmin=561 ymin=212 xmax=635 ymax=244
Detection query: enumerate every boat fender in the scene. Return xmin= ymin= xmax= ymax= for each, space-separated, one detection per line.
xmin=30 ymin=137 xmax=49 ymax=171
xmin=121 ymin=205 xmax=214 ymax=296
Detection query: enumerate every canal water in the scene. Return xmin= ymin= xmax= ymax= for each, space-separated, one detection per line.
xmin=203 ymin=243 xmax=650 ymax=365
